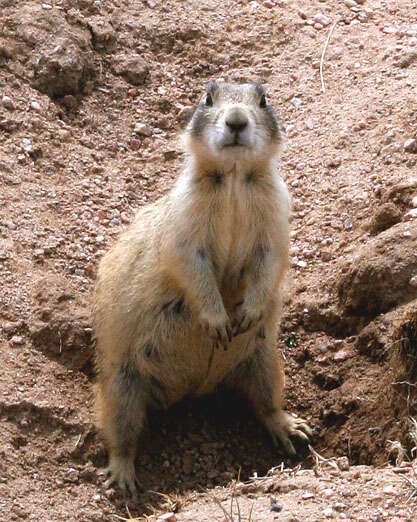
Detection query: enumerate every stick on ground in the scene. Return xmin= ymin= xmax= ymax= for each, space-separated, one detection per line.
xmin=320 ymin=21 xmax=338 ymax=93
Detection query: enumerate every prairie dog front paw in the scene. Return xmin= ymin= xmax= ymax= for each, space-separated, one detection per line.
xmin=199 ymin=308 xmax=232 ymax=345
xmin=232 ymin=299 xmax=263 ymax=336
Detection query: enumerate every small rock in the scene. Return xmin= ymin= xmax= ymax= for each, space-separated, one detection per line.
xmin=10 ymin=336 xmax=24 ymax=345
xmin=404 ymin=138 xmax=417 ymax=153
xmin=383 ymin=26 xmax=397 ymax=34
xmin=383 ymin=485 xmax=395 ymax=495
xmin=113 ymin=54 xmax=150 ymax=86
xmin=21 ymin=138 xmax=33 ymax=153
xmin=88 ymin=18 xmax=117 ymax=50
xmin=314 ymin=13 xmax=331 ymax=26
xmin=333 ymin=348 xmax=353 ymax=361
xmin=343 ymin=218 xmax=353 ymax=230
xmin=334 ymin=502 xmax=347 ymax=512
xmin=270 ymin=503 xmax=282 ymax=513
xmin=30 ymin=101 xmax=42 ymax=112
xmin=322 ymin=488 xmax=334 ymax=498
xmin=410 ymin=275 xmax=417 ymax=288
xmin=405 ymin=208 xmax=417 ymax=220
xmin=337 ymin=456 xmax=350 ymax=471
xmin=2 ymin=95 xmax=15 ymax=110
xmin=134 ymin=123 xmax=152 ymax=136
xmin=302 ymin=491 xmax=315 ymax=499
xmin=129 ymin=138 xmax=141 ymax=151
xmin=323 ymin=507 xmax=334 ymax=518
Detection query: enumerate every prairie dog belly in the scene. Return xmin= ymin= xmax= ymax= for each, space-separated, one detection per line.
xmin=141 ymin=313 xmax=255 ymax=405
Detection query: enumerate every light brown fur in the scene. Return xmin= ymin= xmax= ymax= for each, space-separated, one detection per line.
xmin=94 ymin=82 xmax=311 ymax=494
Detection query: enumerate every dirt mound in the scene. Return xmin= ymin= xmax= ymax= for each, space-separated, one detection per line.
xmin=365 ymin=202 xmax=402 ymax=235
xmin=336 ymin=222 xmax=417 ymax=319
xmin=29 ymin=274 xmax=93 ymax=372
xmin=2 ymin=3 xmax=95 ymax=100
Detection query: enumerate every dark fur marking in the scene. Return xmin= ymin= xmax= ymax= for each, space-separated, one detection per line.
xmin=145 ymin=343 xmax=153 ymax=358
xmin=197 ymin=248 xmax=206 ymax=260
xmin=255 ymin=243 xmax=271 ymax=262
xmin=149 ymin=375 xmax=167 ymax=410
xmin=214 ymin=172 xmax=223 ymax=185
xmin=162 ymin=296 xmax=185 ymax=315
xmin=253 ymin=83 xmax=265 ymax=97
xmin=246 ymin=172 xmax=255 ymax=183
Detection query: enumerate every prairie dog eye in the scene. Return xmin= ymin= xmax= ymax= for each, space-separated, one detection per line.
xmin=260 ymin=94 xmax=267 ymax=108
xmin=205 ymin=93 xmax=213 ymax=107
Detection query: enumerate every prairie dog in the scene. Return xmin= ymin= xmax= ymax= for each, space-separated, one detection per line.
xmin=94 ymin=81 xmax=311 ymax=494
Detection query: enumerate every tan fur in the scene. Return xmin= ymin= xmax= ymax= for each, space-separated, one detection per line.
xmin=93 ymin=82 xmax=311 ymax=494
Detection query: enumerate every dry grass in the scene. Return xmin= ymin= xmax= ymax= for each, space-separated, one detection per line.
xmin=387 ymin=417 xmax=417 ymax=502
xmin=210 ymin=469 xmax=255 ymax=522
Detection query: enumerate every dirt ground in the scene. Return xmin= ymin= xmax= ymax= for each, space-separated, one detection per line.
xmin=1 ymin=0 xmax=417 ymax=520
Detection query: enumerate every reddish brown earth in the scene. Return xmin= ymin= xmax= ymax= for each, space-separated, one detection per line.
xmin=1 ymin=0 xmax=417 ymax=520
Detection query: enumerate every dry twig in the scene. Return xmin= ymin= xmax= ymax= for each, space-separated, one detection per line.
xmin=320 ymin=21 xmax=338 ymax=93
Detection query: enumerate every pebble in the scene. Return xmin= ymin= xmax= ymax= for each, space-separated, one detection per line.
xmin=10 ymin=335 xmax=24 ymax=345
xmin=21 ymin=138 xmax=33 ymax=153
xmin=383 ymin=26 xmax=397 ymax=34
xmin=411 ymin=276 xmax=417 ymax=288
xmin=130 ymin=138 xmax=141 ymax=150
xmin=405 ymin=208 xmax=417 ymax=220
xmin=302 ymin=491 xmax=315 ymax=499
xmin=344 ymin=0 xmax=357 ymax=7
xmin=404 ymin=138 xmax=417 ymax=152
xmin=2 ymin=95 xmax=15 ymax=110
xmin=337 ymin=456 xmax=350 ymax=471
xmin=134 ymin=123 xmax=152 ymax=136
xmin=323 ymin=507 xmax=334 ymax=518
xmin=270 ymin=503 xmax=282 ymax=512
xmin=333 ymin=348 xmax=353 ymax=361
xmin=322 ymin=488 xmax=335 ymax=499
xmin=314 ymin=13 xmax=331 ymax=26
xmin=31 ymin=101 xmax=42 ymax=112
xmin=344 ymin=218 xmax=353 ymax=230
xmin=383 ymin=485 xmax=395 ymax=495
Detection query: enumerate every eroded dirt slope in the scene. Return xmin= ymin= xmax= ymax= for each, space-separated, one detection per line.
xmin=1 ymin=0 xmax=417 ymax=520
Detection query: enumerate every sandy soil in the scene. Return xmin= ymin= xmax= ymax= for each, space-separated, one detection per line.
xmin=1 ymin=0 xmax=417 ymax=520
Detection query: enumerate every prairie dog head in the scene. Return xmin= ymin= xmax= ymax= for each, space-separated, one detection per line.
xmin=184 ymin=81 xmax=285 ymax=169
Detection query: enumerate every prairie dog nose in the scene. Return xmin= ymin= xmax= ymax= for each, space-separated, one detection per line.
xmin=225 ymin=109 xmax=248 ymax=134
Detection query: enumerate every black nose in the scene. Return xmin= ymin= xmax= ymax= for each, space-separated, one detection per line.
xmin=226 ymin=117 xmax=248 ymax=134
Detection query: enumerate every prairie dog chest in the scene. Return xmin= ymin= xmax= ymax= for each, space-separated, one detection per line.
xmin=209 ymin=173 xmax=271 ymax=273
